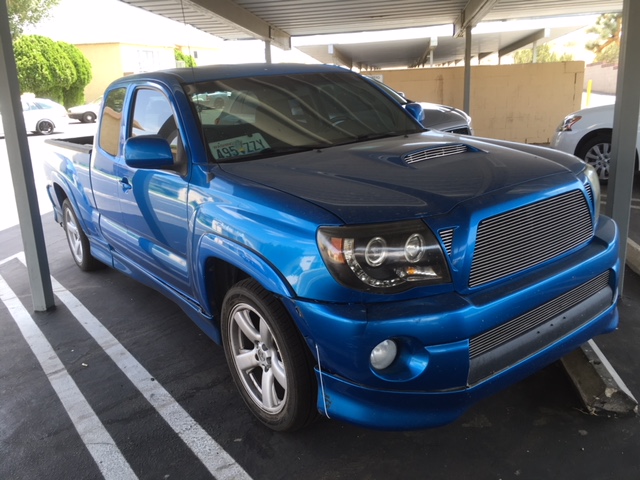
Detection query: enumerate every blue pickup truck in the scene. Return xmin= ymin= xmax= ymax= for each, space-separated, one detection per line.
xmin=45 ymin=63 xmax=620 ymax=432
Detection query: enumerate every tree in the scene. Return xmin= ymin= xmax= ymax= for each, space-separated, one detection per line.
xmin=513 ymin=43 xmax=573 ymax=64
xmin=13 ymin=35 xmax=92 ymax=106
xmin=586 ymin=13 xmax=622 ymax=63
xmin=58 ymin=41 xmax=92 ymax=106
xmin=7 ymin=0 xmax=61 ymax=38
xmin=175 ymin=48 xmax=197 ymax=68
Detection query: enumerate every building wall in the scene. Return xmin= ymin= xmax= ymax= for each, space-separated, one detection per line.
xmin=584 ymin=63 xmax=618 ymax=95
xmin=76 ymin=43 xmax=225 ymax=105
xmin=76 ymin=43 xmax=197 ymax=103
xmin=370 ymin=62 xmax=584 ymax=144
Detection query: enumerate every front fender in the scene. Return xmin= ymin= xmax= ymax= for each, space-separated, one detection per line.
xmin=193 ymin=233 xmax=295 ymax=318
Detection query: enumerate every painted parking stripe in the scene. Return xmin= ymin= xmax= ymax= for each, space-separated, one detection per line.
xmin=13 ymin=253 xmax=251 ymax=480
xmin=0 ymin=273 xmax=138 ymax=480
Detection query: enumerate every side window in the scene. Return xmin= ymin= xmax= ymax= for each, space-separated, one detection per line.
xmin=130 ymin=89 xmax=184 ymax=169
xmin=99 ymin=87 xmax=126 ymax=156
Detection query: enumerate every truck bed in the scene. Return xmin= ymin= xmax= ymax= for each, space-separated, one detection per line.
xmin=45 ymin=135 xmax=94 ymax=154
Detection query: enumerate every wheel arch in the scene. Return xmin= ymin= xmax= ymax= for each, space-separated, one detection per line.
xmin=195 ymin=233 xmax=296 ymax=324
xmin=574 ymin=127 xmax=639 ymax=171
xmin=574 ymin=128 xmax=612 ymax=157
xmin=51 ymin=181 xmax=69 ymax=211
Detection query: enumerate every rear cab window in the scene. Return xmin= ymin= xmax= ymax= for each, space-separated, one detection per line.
xmin=98 ymin=87 xmax=126 ymax=156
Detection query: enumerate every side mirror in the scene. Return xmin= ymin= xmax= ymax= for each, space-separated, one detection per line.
xmin=124 ymin=135 xmax=174 ymax=169
xmin=404 ymin=103 xmax=425 ymax=124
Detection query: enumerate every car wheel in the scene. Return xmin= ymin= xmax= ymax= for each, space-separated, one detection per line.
xmin=62 ymin=199 xmax=102 ymax=271
xmin=36 ymin=120 xmax=55 ymax=135
xmin=82 ymin=112 xmax=97 ymax=123
xmin=221 ymin=279 xmax=317 ymax=431
xmin=576 ymin=133 xmax=611 ymax=181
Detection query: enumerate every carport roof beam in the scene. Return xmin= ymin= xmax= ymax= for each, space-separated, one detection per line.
xmin=186 ymin=0 xmax=291 ymax=49
xmin=498 ymin=28 xmax=549 ymax=57
xmin=328 ymin=44 xmax=353 ymax=69
xmin=454 ymin=0 xmax=499 ymax=37
xmin=121 ymin=0 xmax=291 ymax=50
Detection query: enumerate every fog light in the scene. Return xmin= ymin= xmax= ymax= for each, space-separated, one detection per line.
xmin=370 ymin=339 xmax=398 ymax=370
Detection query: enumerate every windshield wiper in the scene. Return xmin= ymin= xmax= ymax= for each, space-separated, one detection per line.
xmin=216 ymin=144 xmax=331 ymax=162
xmin=334 ymin=132 xmax=405 ymax=146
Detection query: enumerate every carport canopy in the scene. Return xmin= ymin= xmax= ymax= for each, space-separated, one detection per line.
xmin=120 ymin=0 xmax=623 ymax=66
xmin=0 ymin=0 xmax=637 ymax=311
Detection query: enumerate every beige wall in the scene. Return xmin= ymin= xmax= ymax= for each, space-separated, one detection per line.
xmin=76 ymin=43 xmax=221 ymax=105
xmin=584 ymin=63 xmax=618 ymax=95
xmin=76 ymin=44 xmax=125 ymax=102
xmin=373 ymin=62 xmax=584 ymax=144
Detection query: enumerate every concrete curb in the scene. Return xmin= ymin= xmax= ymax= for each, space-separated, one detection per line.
xmin=559 ymin=239 xmax=640 ymax=417
xmin=626 ymin=238 xmax=640 ymax=276
xmin=562 ymin=340 xmax=639 ymax=416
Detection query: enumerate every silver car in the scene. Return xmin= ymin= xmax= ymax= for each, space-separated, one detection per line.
xmin=369 ymin=79 xmax=473 ymax=135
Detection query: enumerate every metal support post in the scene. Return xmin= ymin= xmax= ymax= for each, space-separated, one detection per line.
xmin=463 ymin=26 xmax=472 ymax=115
xmin=0 ymin=0 xmax=55 ymax=311
xmin=605 ymin=0 xmax=640 ymax=295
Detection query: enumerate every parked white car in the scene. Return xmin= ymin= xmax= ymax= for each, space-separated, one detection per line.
xmin=551 ymin=103 xmax=639 ymax=181
xmin=67 ymin=97 xmax=102 ymax=123
xmin=0 ymin=96 xmax=69 ymax=136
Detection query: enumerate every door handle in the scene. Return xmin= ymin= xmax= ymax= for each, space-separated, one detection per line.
xmin=120 ymin=177 xmax=132 ymax=192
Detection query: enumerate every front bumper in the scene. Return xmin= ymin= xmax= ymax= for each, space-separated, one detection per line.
xmin=550 ymin=129 xmax=580 ymax=156
xmin=291 ymin=216 xmax=619 ymax=430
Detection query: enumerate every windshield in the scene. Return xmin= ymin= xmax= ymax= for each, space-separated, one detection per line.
xmin=185 ymin=72 xmax=423 ymax=162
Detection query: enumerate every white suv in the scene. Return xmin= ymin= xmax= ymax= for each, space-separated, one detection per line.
xmin=551 ymin=103 xmax=639 ymax=181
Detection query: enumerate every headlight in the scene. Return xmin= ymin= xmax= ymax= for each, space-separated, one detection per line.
xmin=584 ymin=164 xmax=601 ymax=218
xmin=317 ymin=220 xmax=451 ymax=293
xmin=557 ymin=114 xmax=582 ymax=132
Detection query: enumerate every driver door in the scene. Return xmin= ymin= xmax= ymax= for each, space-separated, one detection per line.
xmin=116 ymin=87 xmax=192 ymax=296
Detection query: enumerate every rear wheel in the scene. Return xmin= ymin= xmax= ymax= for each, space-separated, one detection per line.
xmin=62 ymin=199 xmax=102 ymax=271
xmin=82 ymin=112 xmax=97 ymax=123
xmin=576 ymin=133 xmax=611 ymax=181
xmin=221 ymin=279 xmax=317 ymax=431
xmin=36 ymin=120 xmax=55 ymax=135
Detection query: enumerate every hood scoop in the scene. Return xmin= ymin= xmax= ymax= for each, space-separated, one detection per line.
xmin=403 ymin=143 xmax=476 ymax=165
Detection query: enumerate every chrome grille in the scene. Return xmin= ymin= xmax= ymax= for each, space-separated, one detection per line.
xmin=584 ymin=182 xmax=593 ymax=204
xmin=469 ymin=271 xmax=611 ymax=359
xmin=439 ymin=229 xmax=454 ymax=256
xmin=469 ymin=190 xmax=593 ymax=288
xmin=404 ymin=144 xmax=469 ymax=164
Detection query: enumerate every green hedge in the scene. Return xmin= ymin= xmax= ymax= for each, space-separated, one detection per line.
xmin=14 ymin=35 xmax=92 ymax=107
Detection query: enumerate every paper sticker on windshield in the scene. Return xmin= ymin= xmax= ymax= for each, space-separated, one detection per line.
xmin=210 ymin=133 xmax=270 ymax=160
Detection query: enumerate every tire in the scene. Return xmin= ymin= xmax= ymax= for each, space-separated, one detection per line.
xmin=62 ymin=199 xmax=102 ymax=271
xmin=82 ymin=112 xmax=97 ymax=123
xmin=576 ymin=133 xmax=611 ymax=181
xmin=221 ymin=279 xmax=317 ymax=431
xmin=36 ymin=119 xmax=55 ymax=135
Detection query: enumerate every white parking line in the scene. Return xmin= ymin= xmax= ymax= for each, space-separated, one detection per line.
xmin=13 ymin=253 xmax=251 ymax=480
xmin=0 ymin=274 xmax=138 ymax=480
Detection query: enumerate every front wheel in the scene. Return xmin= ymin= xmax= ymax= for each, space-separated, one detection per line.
xmin=221 ymin=279 xmax=317 ymax=431
xmin=62 ymin=199 xmax=102 ymax=271
xmin=576 ymin=133 xmax=611 ymax=181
